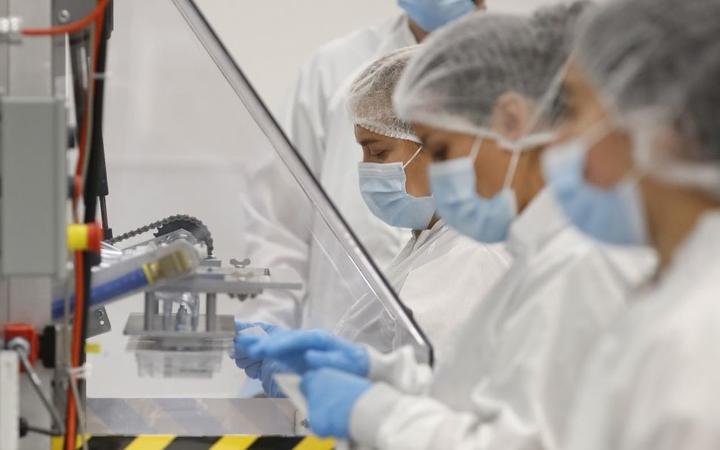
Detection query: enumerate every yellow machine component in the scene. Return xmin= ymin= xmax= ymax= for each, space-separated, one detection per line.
xmin=142 ymin=251 xmax=195 ymax=285
xmin=84 ymin=343 xmax=102 ymax=354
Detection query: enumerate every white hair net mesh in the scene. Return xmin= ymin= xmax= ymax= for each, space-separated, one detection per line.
xmin=393 ymin=3 xmax=591 ymax=141
xmin=675 ymin=45 xmax=720 ymax=163
xmin=574 ymin=0 xmax=720 ymax=126
xmin=347 ymin=46 xmax=421 ymax=143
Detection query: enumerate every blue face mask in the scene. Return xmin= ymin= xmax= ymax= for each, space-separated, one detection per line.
xmin=358 ymin=146 xmax=435 ymax=230
xmin=398 ymin=0 xmax=475 ymax=32
xmin=429 ymin=138 xmax=517 ymax=243
xmin=542 ymin=137 xmax=649 ymax=246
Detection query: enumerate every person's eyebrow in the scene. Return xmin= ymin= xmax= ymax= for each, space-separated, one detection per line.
xmin=358 ymin=138 xmax=381 ymax=146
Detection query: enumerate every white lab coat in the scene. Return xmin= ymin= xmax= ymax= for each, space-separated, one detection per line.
xmin=238 ymin=15 xmax=417 ymax=329
xmin=334 ymin=220 xmax=511 ymax=363
xmin=347 ymin=189 xmax=657 ymax=450
xmin=565 ymin=211 xmax=720 ymax=450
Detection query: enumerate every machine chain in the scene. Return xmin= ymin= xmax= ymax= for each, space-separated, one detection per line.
xmin=106 ymin=214 xmax=215 ymax=256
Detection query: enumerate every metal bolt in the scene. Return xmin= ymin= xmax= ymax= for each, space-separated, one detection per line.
xmin=58 ymin=10 xmax=71 ymax=23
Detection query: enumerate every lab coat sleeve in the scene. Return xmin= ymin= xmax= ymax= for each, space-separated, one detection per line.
xmin=350 ymin=383 xmax=541 ymax=450
xmin=352 ymin=246 xmax=648 ymax=450
xmin=366 ymin=346 xmax=433 ymax=395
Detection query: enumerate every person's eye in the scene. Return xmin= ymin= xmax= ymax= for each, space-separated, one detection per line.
xmin=431 ymin=148 xmax=449 ymax=162
xmin=371 ymin=149 xmax=388 ymax=160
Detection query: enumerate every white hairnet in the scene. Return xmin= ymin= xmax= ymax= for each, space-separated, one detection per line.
xmin=677 ymin=46 xmax=720 ymax=163
xmin=573 ymin=0 xmax=720 ymax=195
xmin=393 ymin=3 xmax=591 ymax=143
xmin=574 ymin=0 xmax=720 ymax=124
xmin=347 ymin=46 xmax=421 ymax=144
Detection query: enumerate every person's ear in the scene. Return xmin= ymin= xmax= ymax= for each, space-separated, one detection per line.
xmin=490 ymin=91 xmax=531 ymax=142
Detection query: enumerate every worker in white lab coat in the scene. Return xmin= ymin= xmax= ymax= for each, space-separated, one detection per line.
xmin=535 ymin=0 xmax=720 ymax=448
xmin=335 ymin=46 xmax=511 ymax=359
xmin=236 ymin=5 xmax=656 ymax=448
xmin=239 ymin=1 xmax=485 ymax=330
xmin=233 ymin=45 xmax=510 ymax=395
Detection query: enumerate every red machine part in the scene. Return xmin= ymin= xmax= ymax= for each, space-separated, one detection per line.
xmin=3 ymin=323 xmax=39 ymax=368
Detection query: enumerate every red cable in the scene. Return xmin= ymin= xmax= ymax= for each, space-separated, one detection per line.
xmin=63 ymin=3 xmax=108 ymax=447
xmin=21 ymin=0 xmax=109 ymax=36
xmin=65 ymin=252 xmax=85 ymax=450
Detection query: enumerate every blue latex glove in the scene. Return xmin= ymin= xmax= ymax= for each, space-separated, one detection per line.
xmin=233 ymin=321 xmax=286 ymax=397
xmin=243 ymin=329 xmax=369 ymax=376
xmin=398 ymin=0 xmax=475 ymax=32
xmin=301 ymin=368 xmax=372 ymax=438
xmin=257 ymin=359 xmax=288 ymax=398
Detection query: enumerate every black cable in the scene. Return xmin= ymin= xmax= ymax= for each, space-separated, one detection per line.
xmin=27 ymin=424 xmax=63 ymax=437
xmin=19 ymin=418 xmax=63 ymax=437
xmin=80 ymin=0 xmax=113 ymax=358
xmin=83 ymin=2 xmax=110 ymax=245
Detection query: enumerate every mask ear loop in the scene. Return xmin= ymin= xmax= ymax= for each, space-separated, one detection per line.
xmin=469 ymin=136 xmax=483 ymax=162
xmin=402 ymin=145 xmax=424 ymax=169
xmin=499 ymin=85 xmax=559 ymax=191
xmin=502 ymin=147 xmax=522 ymax=190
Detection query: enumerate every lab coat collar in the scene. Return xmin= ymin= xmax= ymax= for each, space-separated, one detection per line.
xmin=411 ymin=218 xmax=448 ymax=251
xmin=506 ymin=187 xmax=569 ymax=258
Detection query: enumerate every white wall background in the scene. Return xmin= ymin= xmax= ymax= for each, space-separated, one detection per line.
xmin=199 ymin=0 xmax=559 ymax=113
xmin=91 ymin=0 xmax=567 ymax=399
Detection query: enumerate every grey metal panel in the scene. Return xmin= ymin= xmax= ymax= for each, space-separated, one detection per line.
xmin=8 ymin=277 xmax=52 ymax=326
xmin=1 ymin=97 xmax=66 ymax=277
xmin=0 ymin=0 xmax=8 ymax=96
xmin=7 ymin=0 xmax=53 ymax=97
xmin=0 ymin=280 xmax=8 ymax=324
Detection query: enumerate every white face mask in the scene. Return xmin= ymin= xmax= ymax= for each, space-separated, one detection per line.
xmin=358 ymin=146 xmax=436 ymax=230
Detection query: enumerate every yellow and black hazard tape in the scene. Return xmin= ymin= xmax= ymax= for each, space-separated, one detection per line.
xmin=51 ymin=434 xmax=335 ymax=450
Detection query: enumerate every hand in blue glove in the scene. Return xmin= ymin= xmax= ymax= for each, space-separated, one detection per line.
xmin=233 ymin=321 xmax=286 ymax=397
xmin=233 ymin=321 xmax=277 ymax=377
xmin=235 ymin=327 xmax=309 ymax=375
xmin=256 ymin=359 xmax=288 ymax=398
xmin=301 ymin=368 xmax=372 ymax=438
xmin=244 ymin=329 xmax=369 ymax=377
